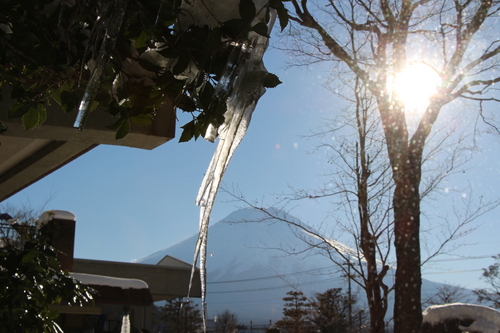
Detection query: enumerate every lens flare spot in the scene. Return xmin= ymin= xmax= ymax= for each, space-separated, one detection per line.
xmin=393 ymin=62 xmax=441 ymax=111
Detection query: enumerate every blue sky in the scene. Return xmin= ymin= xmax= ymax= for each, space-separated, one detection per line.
xmin=3 ymin=44 xmax=500 ymax=291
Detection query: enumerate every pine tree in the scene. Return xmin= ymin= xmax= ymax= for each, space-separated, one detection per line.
xmin=310 ymin=288 xmax=354 ymax=333
xmin=275 ymin=290 xmax=315 ymax=333
xmin=159 ymin=298 xmax=203 ymax=333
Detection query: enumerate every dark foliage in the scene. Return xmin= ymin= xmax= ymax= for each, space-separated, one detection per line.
xmin=310 ymin=288 xmax=355 ymax=333
xmin=214 ymin=310 xmax=241 ymax=333
xmin=156 ymin=298 xmax=202 ymax=333
xmin=275 ymin=290 xmax=315 ymax=333
xmin=474 ymin=254 xmax=500 ymax=308
xmin=0 ymin=0 xmax=286 ymax=140
xmin=0 ymin=219 xmax=94 ymax=333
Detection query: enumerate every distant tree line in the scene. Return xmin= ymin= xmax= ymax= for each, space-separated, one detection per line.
xmin=272 ymin=288 xmax=365 ymax=333
xmin=154 ymin=267 xmax=500 ymax=333
xmin=154 ymin=288 xmax=363 ymax=333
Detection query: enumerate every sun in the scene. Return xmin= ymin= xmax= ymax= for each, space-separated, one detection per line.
xmin=391 ymin=62 xmax=441 ymax=113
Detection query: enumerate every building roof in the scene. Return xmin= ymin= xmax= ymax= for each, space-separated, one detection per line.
xmin=73 ymin=258 xmax=201 ymax=302
xmin=71 ymin=272 xmax=154 ymax=306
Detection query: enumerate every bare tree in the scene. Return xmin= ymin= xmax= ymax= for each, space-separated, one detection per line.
xmin=214 ymin=310 xmax=240 ymax=333
xmin=474 ymin=254 xmax=500 ymax=308
xmin=309 ymin=288 xmax=360 ymax=333
xmin=225 ymin=75 xmax=395 ymax=332
xmin=422 ymin=284 xmax=471 ymax=308
xmin=278 ymin=1 xmax=500 ymax=331
xmin=224 ymin=62 xmax=497 ymax=332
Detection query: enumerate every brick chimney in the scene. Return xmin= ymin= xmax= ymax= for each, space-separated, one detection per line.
xmin=39 ymin=210 xmax=76 ymax=272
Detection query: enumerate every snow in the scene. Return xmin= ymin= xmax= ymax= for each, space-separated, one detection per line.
xmin=38 ymin=210 xmax=76 ymax=222
xmin=70 ymin=272 xmax=149 ymax=290
xmin=36 ymin=210 xmax=76 ymax=229
xmin=458 ymin=318 xmax=500 ymax=333
xmin=423 ymin=303 xmax=500 ymax=333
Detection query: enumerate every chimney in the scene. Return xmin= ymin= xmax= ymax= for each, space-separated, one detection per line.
xmin=39 ymin=210 xmax=76 ymax=272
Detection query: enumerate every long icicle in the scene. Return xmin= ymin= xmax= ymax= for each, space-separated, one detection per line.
xmin=74 ymin=0 xmax=130 ymax=130
xmin=188 ymin=10 xmax=277 ymax=332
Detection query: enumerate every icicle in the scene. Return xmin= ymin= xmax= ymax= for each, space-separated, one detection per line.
xmin=120 ymin=312 xmax=130 ymax=333
xmin=188 ymin=10 xmax=277 ymax=332
xmin=74 ymin=0 xmax=130 ymax=130
xmin=204 ymin=43 xmax=248 ymax=142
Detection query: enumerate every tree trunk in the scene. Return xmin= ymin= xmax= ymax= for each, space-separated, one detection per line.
xmin=360 ymin=206 xmax=388 ymax=333
xmin=366 ymin=282 xmax=387 ymax=333
xmin=392 ymin=165 xmax=422 ymax=332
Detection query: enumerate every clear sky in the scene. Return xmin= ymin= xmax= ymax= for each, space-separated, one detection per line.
xmin=3 ymin=42 xmax=500 ymax=291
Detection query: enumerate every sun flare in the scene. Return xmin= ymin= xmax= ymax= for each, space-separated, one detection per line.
xmin=391 ymin=62 xmax=441 ymax=113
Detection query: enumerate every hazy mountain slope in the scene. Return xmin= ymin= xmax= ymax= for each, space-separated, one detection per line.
xmin=139 ymin=208 xmax=471 ymax=325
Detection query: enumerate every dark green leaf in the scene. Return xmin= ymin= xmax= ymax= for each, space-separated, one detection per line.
xmin=158 ymin=48 xmax=179 ymax=59
xmin=60 ymin=91 xmax=80 ymax=113
xmin=263 ymin=73 xmax=282 ymax=88
xmin=268 ymin=0 xmax=289 ymax=30
xmin=172 ymin=53 xmax=191 ymax=75
xmin=37 ymin=104 xmax=47 ymax=124
xmin=116 ymin=119 xmax=130 ymax=140
xmin=221 ymin=19 xmax=247 ymax=39
xmin=106 ymin=118 xmax=123 ymax=130
xmin=21 ymin=248 xmax=36 ymax=264
xmin=251 ymin=22 xmax=270 ymax=37
xmin=94 ymin=92 xmax=110 ymax=102
xmin=239 ymin=0 xmax=256 ymax=24
xmin=51 ymin=90 xmax=62 ymax=106
xmin=9 ymin=104 xmax=31 ymax=118
xmin=134 ymin=30 xmax=149 ymax=49
xmin=21 ymin=106 xmax=44 ymax=130
xmin=176 ymin=94 xmax=197 ymax=112
xmin=179 ymin=120 xmax=196 ymax=142
xmin=90 ymin=100 xmax=99 ymax=112
xmin=131 ymin=114 xmax=153 ymax=126
xmin=137 ymin=57 xmax=164 ymax=73
xmin=10 ymin=85 xmax=25 ymax=100
xmin=200 ymin=82 xmax=215 ymax=109
xmin=276 ymin=7 xmax=289 ymax=31
xmin=269 ymin=0 xmax=285 ymax=9
xmin=207 ymin=29 xmax=222 ymax=51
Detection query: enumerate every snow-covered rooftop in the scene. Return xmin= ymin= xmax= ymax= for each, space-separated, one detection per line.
xmin=71 ymin=272 xmax=149 ymax=290
xmin=423 ymin=303 xmax=500 ymax=333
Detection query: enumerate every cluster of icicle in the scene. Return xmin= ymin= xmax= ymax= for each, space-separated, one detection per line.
xmin=73 ymin=0 xmax=276 ymax=330
xmin=187 ymin=6 xmax=277 ymax=333
xmin=74 ymin=0 xmax=130 ymax=130
xmin=120 ymin=312 xmax=130 ymax=333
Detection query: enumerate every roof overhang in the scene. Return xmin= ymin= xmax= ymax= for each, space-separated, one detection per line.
xmin=71 ymin=272 xmax=154 ymax=306
xmin=0 ymin=85 xmax=176 ymax=202
xmin=73 ymin=258 xmax=201 ymax=302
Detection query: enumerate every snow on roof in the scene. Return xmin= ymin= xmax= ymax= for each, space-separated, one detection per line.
xmin=37 ymin=210 xmax=76 ymax=228
xmin=70 ymin=272 xmax=149 ymax=290
xmin=423 ymin=303 xmax=500 ymax=333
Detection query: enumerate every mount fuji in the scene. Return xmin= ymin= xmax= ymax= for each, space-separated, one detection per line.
xmin=139 ymin=208 xmax=465 ymax=326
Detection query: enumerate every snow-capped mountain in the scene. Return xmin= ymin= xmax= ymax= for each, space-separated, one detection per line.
xmin=139 ymin=208 xmax=468 ymax=326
